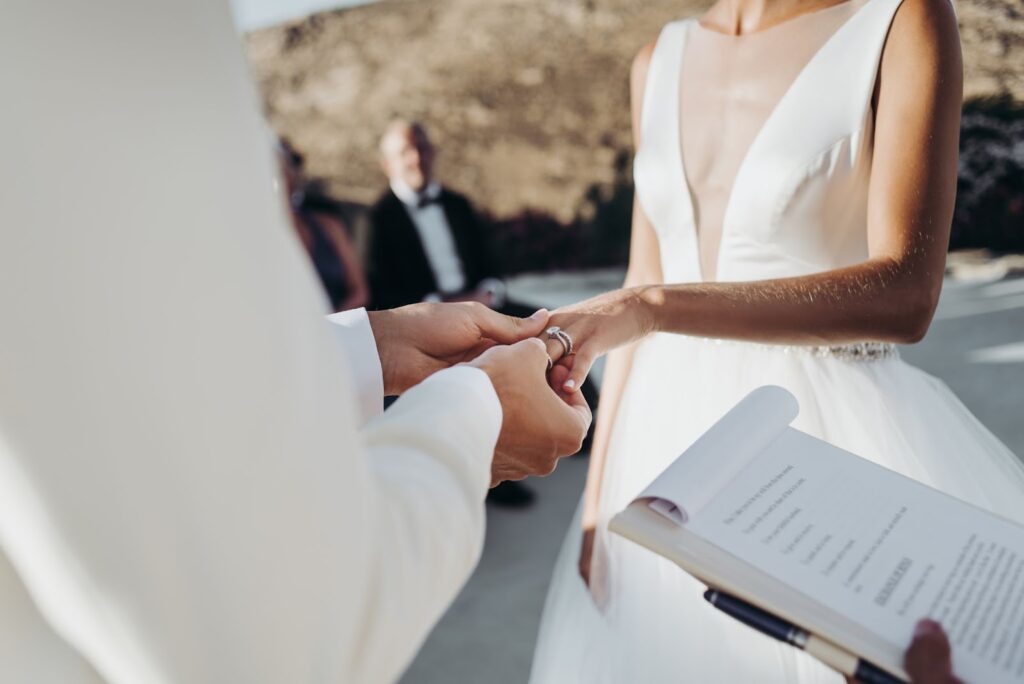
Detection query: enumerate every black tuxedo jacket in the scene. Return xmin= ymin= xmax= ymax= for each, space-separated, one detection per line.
xmin=367 ymin=187 xmax=497 ymax=310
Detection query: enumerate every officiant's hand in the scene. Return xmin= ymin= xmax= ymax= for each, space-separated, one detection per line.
xmin=541 ymin=287 xmax=654 ymax=393
xmin=847 ymin=620 xmax=961 ymax=684
xmin=468 ymin=339 xmax=592 ymax=486
xmin=368 ymin=302 xmax=549 ymax=396
xmin=904 ymin=620 xmax=962 ymax=684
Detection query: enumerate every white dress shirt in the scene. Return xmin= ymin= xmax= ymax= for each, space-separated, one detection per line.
xmin=0 ymin=2 xmax=502 ymax=683
xmin=390 ymin=179 xmax=468 ymax=296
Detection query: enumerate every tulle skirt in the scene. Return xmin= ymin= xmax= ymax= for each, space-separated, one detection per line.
xmin=529 ymin=333 xmax=1024 ymax=683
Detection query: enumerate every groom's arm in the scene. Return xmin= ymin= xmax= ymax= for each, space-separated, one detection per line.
xmin=354 ymin=370 xmax=500 ymax=679
xmin=0 ymin=3 xmax=547 ymax=684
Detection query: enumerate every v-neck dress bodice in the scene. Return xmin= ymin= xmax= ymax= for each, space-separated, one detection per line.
xmin=681 ymin=0 xmax=868 ymax=281
xmin=634 ymin=0 xmax=891 ymax=283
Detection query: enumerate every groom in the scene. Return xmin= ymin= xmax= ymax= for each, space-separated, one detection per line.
xmin=0 ymin=2 xmax=588 ymax=683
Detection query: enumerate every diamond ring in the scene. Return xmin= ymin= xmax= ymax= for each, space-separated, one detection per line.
xmin=546 ymin=326 xmax=574 ymax=357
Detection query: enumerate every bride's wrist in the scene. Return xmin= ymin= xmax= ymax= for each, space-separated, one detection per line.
xmin=632 ymin=284 xmax=663 ymax=335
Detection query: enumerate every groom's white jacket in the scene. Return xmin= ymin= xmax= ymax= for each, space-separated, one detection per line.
xmin=0 ymin=1 xmax=501 ymax=683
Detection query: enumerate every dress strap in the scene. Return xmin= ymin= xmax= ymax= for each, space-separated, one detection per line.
xmin=637 ymin=20 xmax=688 ymax=153
xmin=633 ymin=20 xmax=701 ymax=283
xmin=848 ymin=0 xmax=907 ymax=129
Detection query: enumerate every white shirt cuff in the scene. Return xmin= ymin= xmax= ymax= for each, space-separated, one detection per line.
xmin=326 ymin=308 xmax=384 ymax=424
xmin=429 ymin=365 xmax=503 ymax=440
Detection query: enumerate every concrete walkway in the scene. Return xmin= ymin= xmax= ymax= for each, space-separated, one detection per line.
xmin=401 ymin=267 xmax=1024 ymax=684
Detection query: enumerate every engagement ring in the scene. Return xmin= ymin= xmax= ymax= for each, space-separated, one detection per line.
xmin=546 ymin=326 xmax=574 ymax=357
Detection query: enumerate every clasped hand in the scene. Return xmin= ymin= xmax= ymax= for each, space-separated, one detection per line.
xmin=540 ymin=287 xmax=655 ymax=393
xmin=368 ymin=302 xmax=592 ymax=486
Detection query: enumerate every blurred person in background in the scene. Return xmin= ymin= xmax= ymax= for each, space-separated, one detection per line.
xmin=369 ymin=120 xmax=503 ymax=313
xmin=279 ymin=138 xmax=369 ymax=312
xmin=368 ymin=119 xmax=599 ymax=508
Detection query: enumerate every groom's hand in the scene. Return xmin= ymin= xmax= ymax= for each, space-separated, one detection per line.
xmin=368 ymin=302 xmax=549 ymax=396
xmin=468 ymin=339 xmax=592 ymax=486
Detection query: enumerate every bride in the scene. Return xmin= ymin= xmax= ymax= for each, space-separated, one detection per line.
xmin=530 ymin=0 xmax=1024 ymax=681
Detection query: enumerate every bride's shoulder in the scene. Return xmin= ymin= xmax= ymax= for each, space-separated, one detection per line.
xmin=886 ymin=0 xmax=960 ymax=54
xmin=629 ymin=37 xmax=658 ymax=141
xmin=631 ymin=17 xmax=692 ymax=83
xmin=879 ymin=0 xmax=962 ymax=95
xmin=630 ymin=38 xmax=657 ymax=88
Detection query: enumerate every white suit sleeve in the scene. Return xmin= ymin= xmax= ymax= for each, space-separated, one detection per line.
xmin=0 ymin=2 xmax=500 ymax=683
xmin=326 ymin=308 xmax=385 ymax=423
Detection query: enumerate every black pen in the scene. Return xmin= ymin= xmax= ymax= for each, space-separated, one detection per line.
xmin=704 ymin=589 xmax=907 ymax=684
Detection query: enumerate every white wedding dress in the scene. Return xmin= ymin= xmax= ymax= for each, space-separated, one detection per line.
xmin=530 ymin=0 xmax=1024 ymax=682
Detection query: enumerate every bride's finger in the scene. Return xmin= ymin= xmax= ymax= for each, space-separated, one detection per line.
xmin=547 ymin=363 xmax=570 ymax=392
xmin=560 ymin=348 xmax=595 ymax=393
xmin=543 ymin=335 xmax=567 ymax=363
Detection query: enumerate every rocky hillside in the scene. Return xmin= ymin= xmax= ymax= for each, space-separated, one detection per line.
xmin=246 ymin=0 xmax=1023 ymax=224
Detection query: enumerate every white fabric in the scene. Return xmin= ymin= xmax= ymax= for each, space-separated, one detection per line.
xmin=679 ymin=0 xmax=867 ymax=281
xmin=390 ymin=179 xmax=468 ymax=295
xmin=0 ymin=2 xmax=503 ymax=683
xmin=531 ymin=1 xmax=1024 ymax=682
xmin=326 ymin=307 xmax=385 ymax=423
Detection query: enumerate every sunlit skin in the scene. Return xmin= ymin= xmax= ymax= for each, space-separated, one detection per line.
xmin=559 ymin=0 xmax=965 ymax=649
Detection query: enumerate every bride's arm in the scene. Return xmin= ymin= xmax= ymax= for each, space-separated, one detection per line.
xmin=578 ymin=40 xmax=664 ymax=590
xmin=552 ymin=0 xmax=963 ymax=393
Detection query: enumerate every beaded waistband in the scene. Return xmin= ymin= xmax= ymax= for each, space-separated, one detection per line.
xmin=696 ymin=338 xmax=899 ymax=362
xmin=797 ymin=341 xmax=899 ymax=362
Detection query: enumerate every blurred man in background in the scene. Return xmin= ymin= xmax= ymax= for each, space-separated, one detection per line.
xmin=369 ymin=120 xmax=598 ymax=507
xmin=369 ymin=120 xmax=504 ymax=312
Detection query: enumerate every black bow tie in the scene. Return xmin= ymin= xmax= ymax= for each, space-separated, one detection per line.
xmin=417 ymin=194 xmax=442 ymax=209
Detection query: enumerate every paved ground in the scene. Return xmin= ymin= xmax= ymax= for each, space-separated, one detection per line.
xmin=401 ymin=265 xmax=1024 ymax=684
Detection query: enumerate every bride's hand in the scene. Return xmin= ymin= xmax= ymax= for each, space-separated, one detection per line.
xmin=578 ymin=524 xmax=596 ymax=585
xmin=579 ymin=523 xmax=610 ymax=610
xmin=543 ymin=286 xmax=655 ymax=393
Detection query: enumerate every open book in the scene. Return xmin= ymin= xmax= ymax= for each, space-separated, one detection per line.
xmin=610 ymin=386 xmax=1024 ymax=683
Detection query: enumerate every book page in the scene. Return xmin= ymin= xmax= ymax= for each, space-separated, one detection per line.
xmin=687 ymin=427 xmax=1024 ymax=683
xmin=638 ymin=385 xmax=798 ymax=523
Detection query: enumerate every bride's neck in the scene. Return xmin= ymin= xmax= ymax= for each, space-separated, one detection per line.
xmin=702 ymin=0 xmax=848 ymax=35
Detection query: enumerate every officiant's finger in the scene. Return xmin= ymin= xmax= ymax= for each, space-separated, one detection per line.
xmin=473 ymin=305 xmax=549 ymax=344
xmin=905 ymin=620 xmax=960 ymax=684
